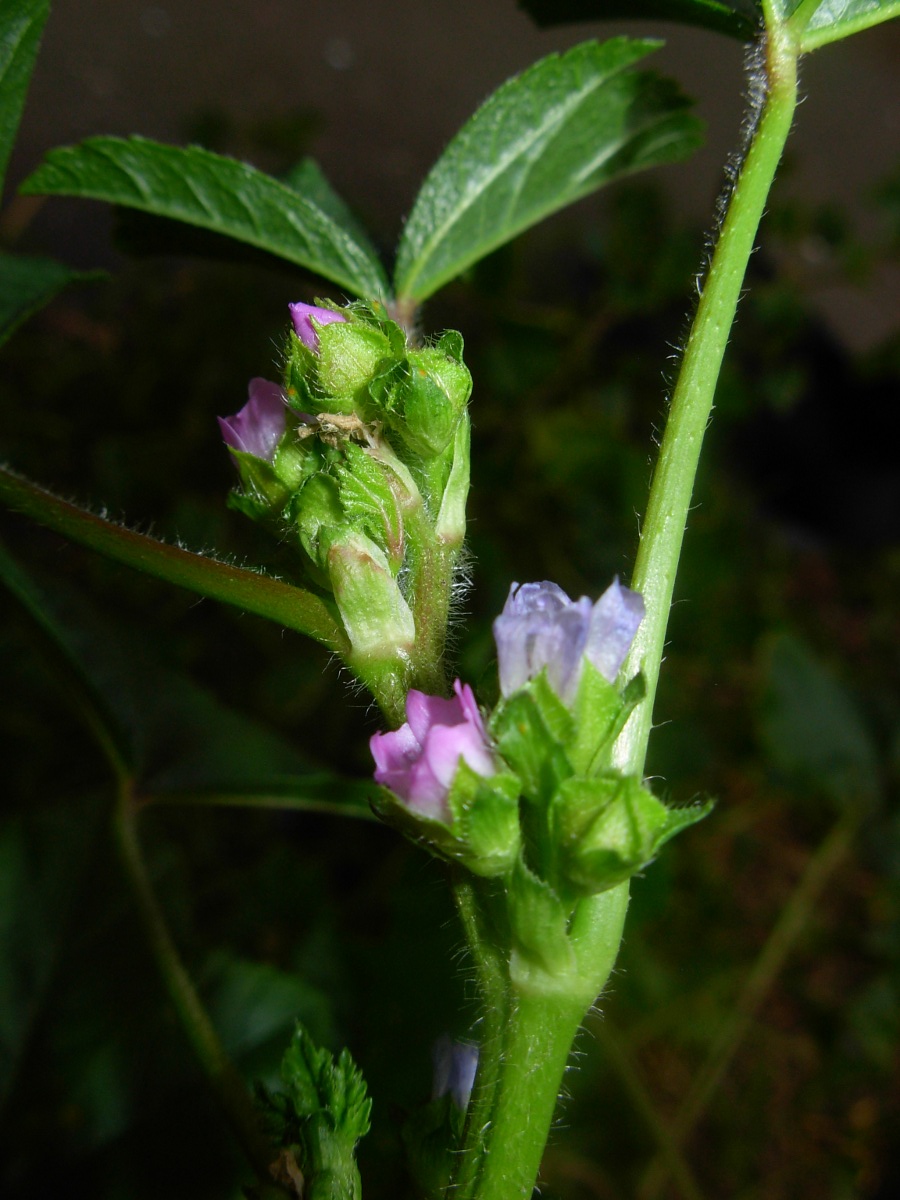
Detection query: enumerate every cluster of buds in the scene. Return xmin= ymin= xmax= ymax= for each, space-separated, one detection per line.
xmin=371 ymin=579 xmax=711 ymax=980
xmin=219 ymin=301 xmax=472 ymax=690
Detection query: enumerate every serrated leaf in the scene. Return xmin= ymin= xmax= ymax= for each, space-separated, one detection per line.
xmin=0 ymin=0 xmax=50 ymax=196
xmin=395 ymin=38 xmax=703 ymax=302
xmin=0 ymin=538 xmax=373 ymax=814
xmin=272 ymin=1024 xmax=371 ymax=1198
xmin=518 ymin=0 xmax=761 ymax=39
xmin=795 ymin=0 xmax=900 ymax=50
xmin=0 ymin=252 xmax=102 ymax=346
xmin=20 ymin=136 xmax=390 ymax=299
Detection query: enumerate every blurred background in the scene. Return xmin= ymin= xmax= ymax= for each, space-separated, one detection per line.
xmin=1 ymin=3 xmax=900 ymax=1198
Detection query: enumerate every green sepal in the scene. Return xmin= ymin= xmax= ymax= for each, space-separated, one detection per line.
xmin=448 ymin=761 xmax=522 ymax=877
xmin=292 ymin=473 xmax=346 ymax=573
xmin=555 ymin=773 xmax=713 ymax=895
xmin=344 ymin=298 xmax=409 ymax=358
xmin=274 ymin=435 xmax=322 ymax=493
xmin=401 ymin=1093 xmax=462 ymax=1200
xmin=333 ymin=442 xmax=405 ymax=572
xmin=257 ymin=1023 xmax=371 ymax=1200
xmin=568 ymin=663 xmax=646 ymax=775
xmin=373 ymin=761 xmax=521 ymax=878
xmin=434 ymin=409 xmax=471 ymax=547
xmin=436 ymin=329 xmax=465 ymax=363
xmin=490 ymin=673 xmax=574 ymax=801
xmin=316 ymin=319 xmax=393 ymax=410
xmin=507 ymin=853 xmax=575 ymax=979
xmin=326 ymin=530 xmax=416 ymax=661
xmin=284 ymin=331 xmax=321 ymax=411
xmin=226 ymin=447 xmax=293 ymax=515
xmin=396 ymin=346 xmax=472 ymax=458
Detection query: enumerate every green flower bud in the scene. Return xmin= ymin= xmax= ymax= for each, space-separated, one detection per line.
xmin=393 ymin=345 xmax=472 ymax=459
xmin=553 ymin=775 xmax=712 ymax=896
xmin=332 ymin=442 xmax=406 ymax=573
xmin=327 ymin=530 xmax=416 ymax=663
xmin=316 ymin=321 xmax=394 ymax=412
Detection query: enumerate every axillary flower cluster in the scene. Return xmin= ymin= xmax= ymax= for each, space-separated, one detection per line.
xmin=219 ymin=300 xmax=471 ymax=703
xmin=370 ymin=579 xmax=709 ymax=981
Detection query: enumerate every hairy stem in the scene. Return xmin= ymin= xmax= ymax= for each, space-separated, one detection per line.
xmin=615 ymin=26 xmax=799 ymax=777
xmin=451 ymin=884 xmax=628 ymax=1200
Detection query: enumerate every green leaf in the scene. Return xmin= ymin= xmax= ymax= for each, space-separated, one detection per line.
xmin=394 ymin=38 xmax=703 ymax=302
xmin=0 ymin=465 xmax=349 ymax=653
xmin=0 ymin=252 xmax=102 ymax=346
xmin=794 ymin=0 xmax=900 ymax=51
xmin=0 ymin=0 xmax=50 ymax=196
xmin=20 ymin=136 xmax=390 ymax=299
xmin=757 ymin=633 xmax=880 ymax=805
xmin=260 ymin=1024 xmax=371 ymax=1200
xmin=518 ymin=0 xmax=760 ymax=38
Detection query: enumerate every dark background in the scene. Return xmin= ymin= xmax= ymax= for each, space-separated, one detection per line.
xmin=2 ymin=3 xmax=900 ymax=1198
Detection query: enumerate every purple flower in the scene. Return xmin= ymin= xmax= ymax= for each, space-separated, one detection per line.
xmin=370 ymin=680 xmax=495 ymax=821
xmin=493 ymin=578 xmax=644 ymax=704
xmin=218 ymin=377 xmax=286 ymax=462
xmin=288 ymin=301 xmax=347 ymax=352
xmin=432 ymin=1034 xmax=479 ymax=1111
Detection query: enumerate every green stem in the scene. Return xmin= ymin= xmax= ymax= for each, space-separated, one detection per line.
xmin=463 ymin=988 xmax=588 ymax=1200
xmin=452 ymin=884 xmax=629 ymax=1200
xmin=615 ymin=24 xmax=799 ymax=778
xmin=112 ymin=785 xmax=280 ymax=1188
xmin=450 ymin=877 xmax=513 ymax=1198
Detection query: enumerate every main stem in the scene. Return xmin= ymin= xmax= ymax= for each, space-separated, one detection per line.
xmin=615 ymin=25 xmax=799 ymax=777
xmin=452 ymin=885 xmax=629 ymax=1200
xmin=453 ymin=21 xmax=801 ymax=1200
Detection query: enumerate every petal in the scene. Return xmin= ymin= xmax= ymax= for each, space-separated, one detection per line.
xmin=585 ymin=578 xmax=645 ymax=682
xmin=453 ymin=680 xmax=489 ymax=740
xmin=405 ymin=753 xmax=454 ymax=819
xmin=218 ymin=377 xmax=286 ymax=461
xmin=288 ymin=301 xmax=347 ymax=351
xmin=406 ymin=688 xmax=465 ymax=743
xmin=370 ymin=723 xmax=420 ymax=778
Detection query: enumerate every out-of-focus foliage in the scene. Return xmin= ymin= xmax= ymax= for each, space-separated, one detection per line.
xmin=2 ymin=107 xmax=900 ymax=1200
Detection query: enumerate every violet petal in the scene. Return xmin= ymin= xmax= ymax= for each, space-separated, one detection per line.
xmin=218 ymin=377 xmax=286 ymax=462
xmin=288 ymin=301 xmax=347 ymax=352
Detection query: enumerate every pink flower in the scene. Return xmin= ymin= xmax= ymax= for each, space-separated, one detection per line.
xmin=288 ymin=301 xmax=347 ymax=351
xmin=218 ymin=377 xmax=286 ymax=461
xmin=370 ymin=681 xmax=495 ymax=821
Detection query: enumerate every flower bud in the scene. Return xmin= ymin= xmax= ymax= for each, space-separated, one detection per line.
xmin=396 ymin=346 xmax=472 ymax=458
xmin=218 ymin=377 xmax=286 ymax=462
xmin=370 ymin=681 xmax=495 ymax=822
xmin=288 ymin=301 xmax=347 ymax=352
xmin=493 ymin=579 xmax=644 ymax=705
xmin=431 ymin=1035 xmax=478 ymax=1112
xmin=327 ymin=530 xmax=416 ymax=663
